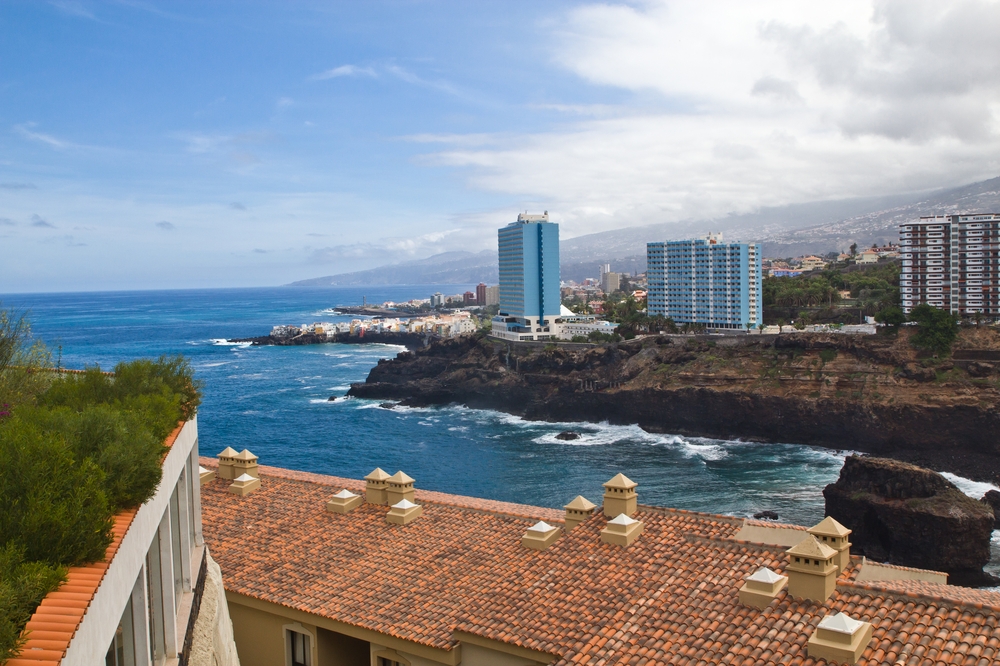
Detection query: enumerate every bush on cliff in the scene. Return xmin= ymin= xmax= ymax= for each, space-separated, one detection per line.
xmin=0 ymin=307 xmax=202 ymax=662
xmin=909 ymin=304 xmax=959 ymax=356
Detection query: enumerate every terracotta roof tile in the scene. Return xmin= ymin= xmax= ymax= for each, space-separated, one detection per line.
xmin=200 ymin=462 xmax=1000 ymax=665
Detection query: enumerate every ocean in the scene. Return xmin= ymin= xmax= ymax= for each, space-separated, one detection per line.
xmin=3 ymin=286 xmax=998 ymax=577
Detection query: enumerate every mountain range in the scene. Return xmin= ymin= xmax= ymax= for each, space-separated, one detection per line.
xmin=290 ymin=176 xmax=1000 ymax=286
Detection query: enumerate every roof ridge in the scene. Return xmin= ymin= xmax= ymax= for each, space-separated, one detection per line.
xmin=201 ymin=458 xmax=563 ymax=523
xmin=840 ymin=580 xmax=1000 ymax=613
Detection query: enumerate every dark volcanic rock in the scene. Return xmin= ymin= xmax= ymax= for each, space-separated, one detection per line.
xmin=824 ymin=456 xmax=997 ymax=587
xmin=753 ymin=511 xmax=779 ymax=520
xmin=347 ymin=333 xmax=1000 ymax=484
xmin=983 ymin=490 xmax=1000 ymax=529
xmin=379 ymin=402 xmax=397 ymax=410
xmin=555 ymin=431 xmax=581 ymax=441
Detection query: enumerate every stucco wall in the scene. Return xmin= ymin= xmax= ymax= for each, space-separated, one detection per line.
xmin=228 ymin=601 xmax=290 ymax=666
xmin=317 ymin=627 xmax=369 ymax=666
xmin=459 ymin=644 xmax=541 ymax=666
xmin=187 ymin=551 xmax=241 ymax=666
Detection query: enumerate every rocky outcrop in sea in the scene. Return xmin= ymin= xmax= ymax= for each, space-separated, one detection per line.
xmin=823 ymin=456 xmax=998 ymax=587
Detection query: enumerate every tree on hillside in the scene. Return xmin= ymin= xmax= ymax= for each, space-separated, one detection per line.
xmin=908 ymin=304 xmax=959 ymax=356
xmin=875 ymin=306 xmax=906 ymax=332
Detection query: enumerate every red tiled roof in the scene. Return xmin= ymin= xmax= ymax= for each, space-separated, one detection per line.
xmin=200 ymin=463 xmax=1000 ymax=665
xmin=9 ymin=423 xmax=185 ymax=666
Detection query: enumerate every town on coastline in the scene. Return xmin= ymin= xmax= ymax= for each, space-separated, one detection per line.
xmin=256 ymin=212 xmax=997 ymax=346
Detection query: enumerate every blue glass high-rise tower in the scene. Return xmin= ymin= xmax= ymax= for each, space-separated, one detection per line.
xmin=492 ymin=212 xmax=561 ymax=341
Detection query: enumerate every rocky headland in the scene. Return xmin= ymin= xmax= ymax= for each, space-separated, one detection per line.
xmin=824 ymin=456 xmax=998 ymax=587
xmin=348 ymin=328 xmax=1000 ymax=484
xmin=230 ymin=330 xmax=428 ymax=351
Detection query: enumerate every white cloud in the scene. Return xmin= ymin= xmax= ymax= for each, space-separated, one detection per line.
xmin=419 ymin=0 xmax=1000 ymax=237
xmin=14 ymin=123 xmax=76 ymax=149
xmin=310 ymin=64 xmax=377 ymax=80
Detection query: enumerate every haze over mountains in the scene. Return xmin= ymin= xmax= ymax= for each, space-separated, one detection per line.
xmin=290 ymin=176 xmax=1000 ymax=287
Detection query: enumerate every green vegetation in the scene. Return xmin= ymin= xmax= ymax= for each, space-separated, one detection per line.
xmin=763 ymin=262 xmax=900 ymax=322
xmin=908 ymin=303 xmax=960 ymax=356
xmin=0 ymin=308 xmax=201 ymax=661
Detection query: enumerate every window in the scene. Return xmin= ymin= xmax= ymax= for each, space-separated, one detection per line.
xmin=288 ymin=630 xmax=311 ymax=666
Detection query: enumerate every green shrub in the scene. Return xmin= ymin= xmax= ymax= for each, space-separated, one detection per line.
xmin=819 ymin=349 xmax=838 ymax=364
xmin=0 ymin=545 xmax=65 ymax=663
xmin=909 ymin=304 xmax=959 ymax=356
xmin=0 ymin=418 xmax=112 ymax=566
xmin=0 ymin=312 xmax=202 ymax=659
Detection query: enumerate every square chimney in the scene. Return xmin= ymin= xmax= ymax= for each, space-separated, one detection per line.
xmin=365 ymin=468 xmax=391 ymax=505
xmin=785 ymin=535 xmax=838 ymax=602
xmin=808 ymin=516 xmax=852 ymax=573
xmin=600 ymin=513 xmax=643 ymax=547
xmin=807 ymin=612 xmax=874 ymax=664
xmin=602 ymin=474 xmax=637 ymax=518
xmin=563 ymin=495 xmax=597 ymax=531
xmin=386 ymin=499 xmax=422 ymax=525
xmin=229 ymin=473 xmax=260 ymax=497
xmin=326 ymin=489 xmax=363 ymax=514
xmin=385 ymin=471 xmax=415 ymax=506
xmin=521 ymin=521 xmax=561 ymax=550
xmin=217 ymin=447 xmax=239 ymax=480
xmin=232 ymin=449 xmax=259 ymax=479
xmin=738 ymin=567 xmax=788 ymax=608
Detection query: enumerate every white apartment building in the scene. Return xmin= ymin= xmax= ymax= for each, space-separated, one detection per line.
xmin=899 ymin=214 xmax=1000 ymax=316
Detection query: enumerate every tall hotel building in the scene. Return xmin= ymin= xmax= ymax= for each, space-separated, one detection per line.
xmin=491 ymin=212 xmax=561 ymax=341
xmin=646 ymin=233 xmax=762 ymax=329
xmin=900 ymin=214 xmax=1000 ymax=316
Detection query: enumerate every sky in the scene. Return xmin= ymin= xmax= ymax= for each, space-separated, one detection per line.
xmin=2 ymin=0 xmax=1000 ymax=292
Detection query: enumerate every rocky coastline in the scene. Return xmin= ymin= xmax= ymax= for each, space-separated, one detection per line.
xmin=348 ymin=330 xmax=1000 ymax=485
xmin=229 ymin=330 xmax=428 ymax=351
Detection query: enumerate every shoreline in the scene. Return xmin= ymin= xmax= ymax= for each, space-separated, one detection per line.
xmin=347 ymin=333 xmax=1000 ymax=486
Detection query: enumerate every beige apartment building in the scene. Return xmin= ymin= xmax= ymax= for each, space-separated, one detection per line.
xmin=199 ymin=455 xmax=999 ymax=666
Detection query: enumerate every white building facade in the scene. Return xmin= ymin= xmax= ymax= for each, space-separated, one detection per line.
xmin=899 ymin=214 xmax=1000 ymax=316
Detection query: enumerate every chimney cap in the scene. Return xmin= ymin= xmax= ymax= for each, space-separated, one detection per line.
xmin=746 ymin=567 xmax=784 ymax=584
xmin=527 ymin=520 xmax=557 ymax=533
xmin=564 ymin=495 xmax=597 ymax=511
xmin=604 ymin=473 xmax=637 ymax=490
xmin=234 ymin=473 xmax=255 ymax=483
xmin=809 ymin=516 xmax=852 ymax=537
xmin=818 ymin=612 xmax=865 ymax=635
xmin=365 ymin=467 xmax=391 ymax=481
xmin=786 ymin=535 xmax=837 ymax=559
xmin=608 ymin=513 xmax=638 ymax=526
xmin=388 ymin=470 xmax=415 ymax=484
xmin=198 ymin=465 xmax=211 ymax=475
xmin=332 ymin=489 xmax=358 ymax=499
xmin=218 ymin=447 xmax=238 ymax=457
xmin=233 ymin=449 xmax=257 ymax=461
xmin=392 ymin=499 xmax=417 ymax=510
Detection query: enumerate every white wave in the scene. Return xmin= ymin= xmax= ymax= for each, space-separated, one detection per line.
xmin=309 ymin=398 xmax=338 ymax=404
xmin=328 ymin=385 xmax=351 ymax=391
xmin=940 ymin=472 xmax=1000 ymax=499
xmin=197 ymin=361 xmax=230 ymax=368
xmin=418 ymin=421 xmax=434 ymax=426
xmin=680 ymin=441 xmax=728 ymax=461
xmin=210 ymin=338 xmax=252 ymax=347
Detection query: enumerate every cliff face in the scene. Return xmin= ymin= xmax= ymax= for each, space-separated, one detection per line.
xmin=348 ymin=330 xmax=1000 ymax=484
xmin=823 ymin=456 xmax=997 ymax=586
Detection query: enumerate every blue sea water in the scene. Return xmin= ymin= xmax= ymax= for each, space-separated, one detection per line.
xmin=3 ymin=286 xmax=998 ymax=575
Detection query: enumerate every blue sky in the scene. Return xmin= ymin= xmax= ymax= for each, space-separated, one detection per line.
xmin=2 ymin=1 xmax=999 ymax=292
